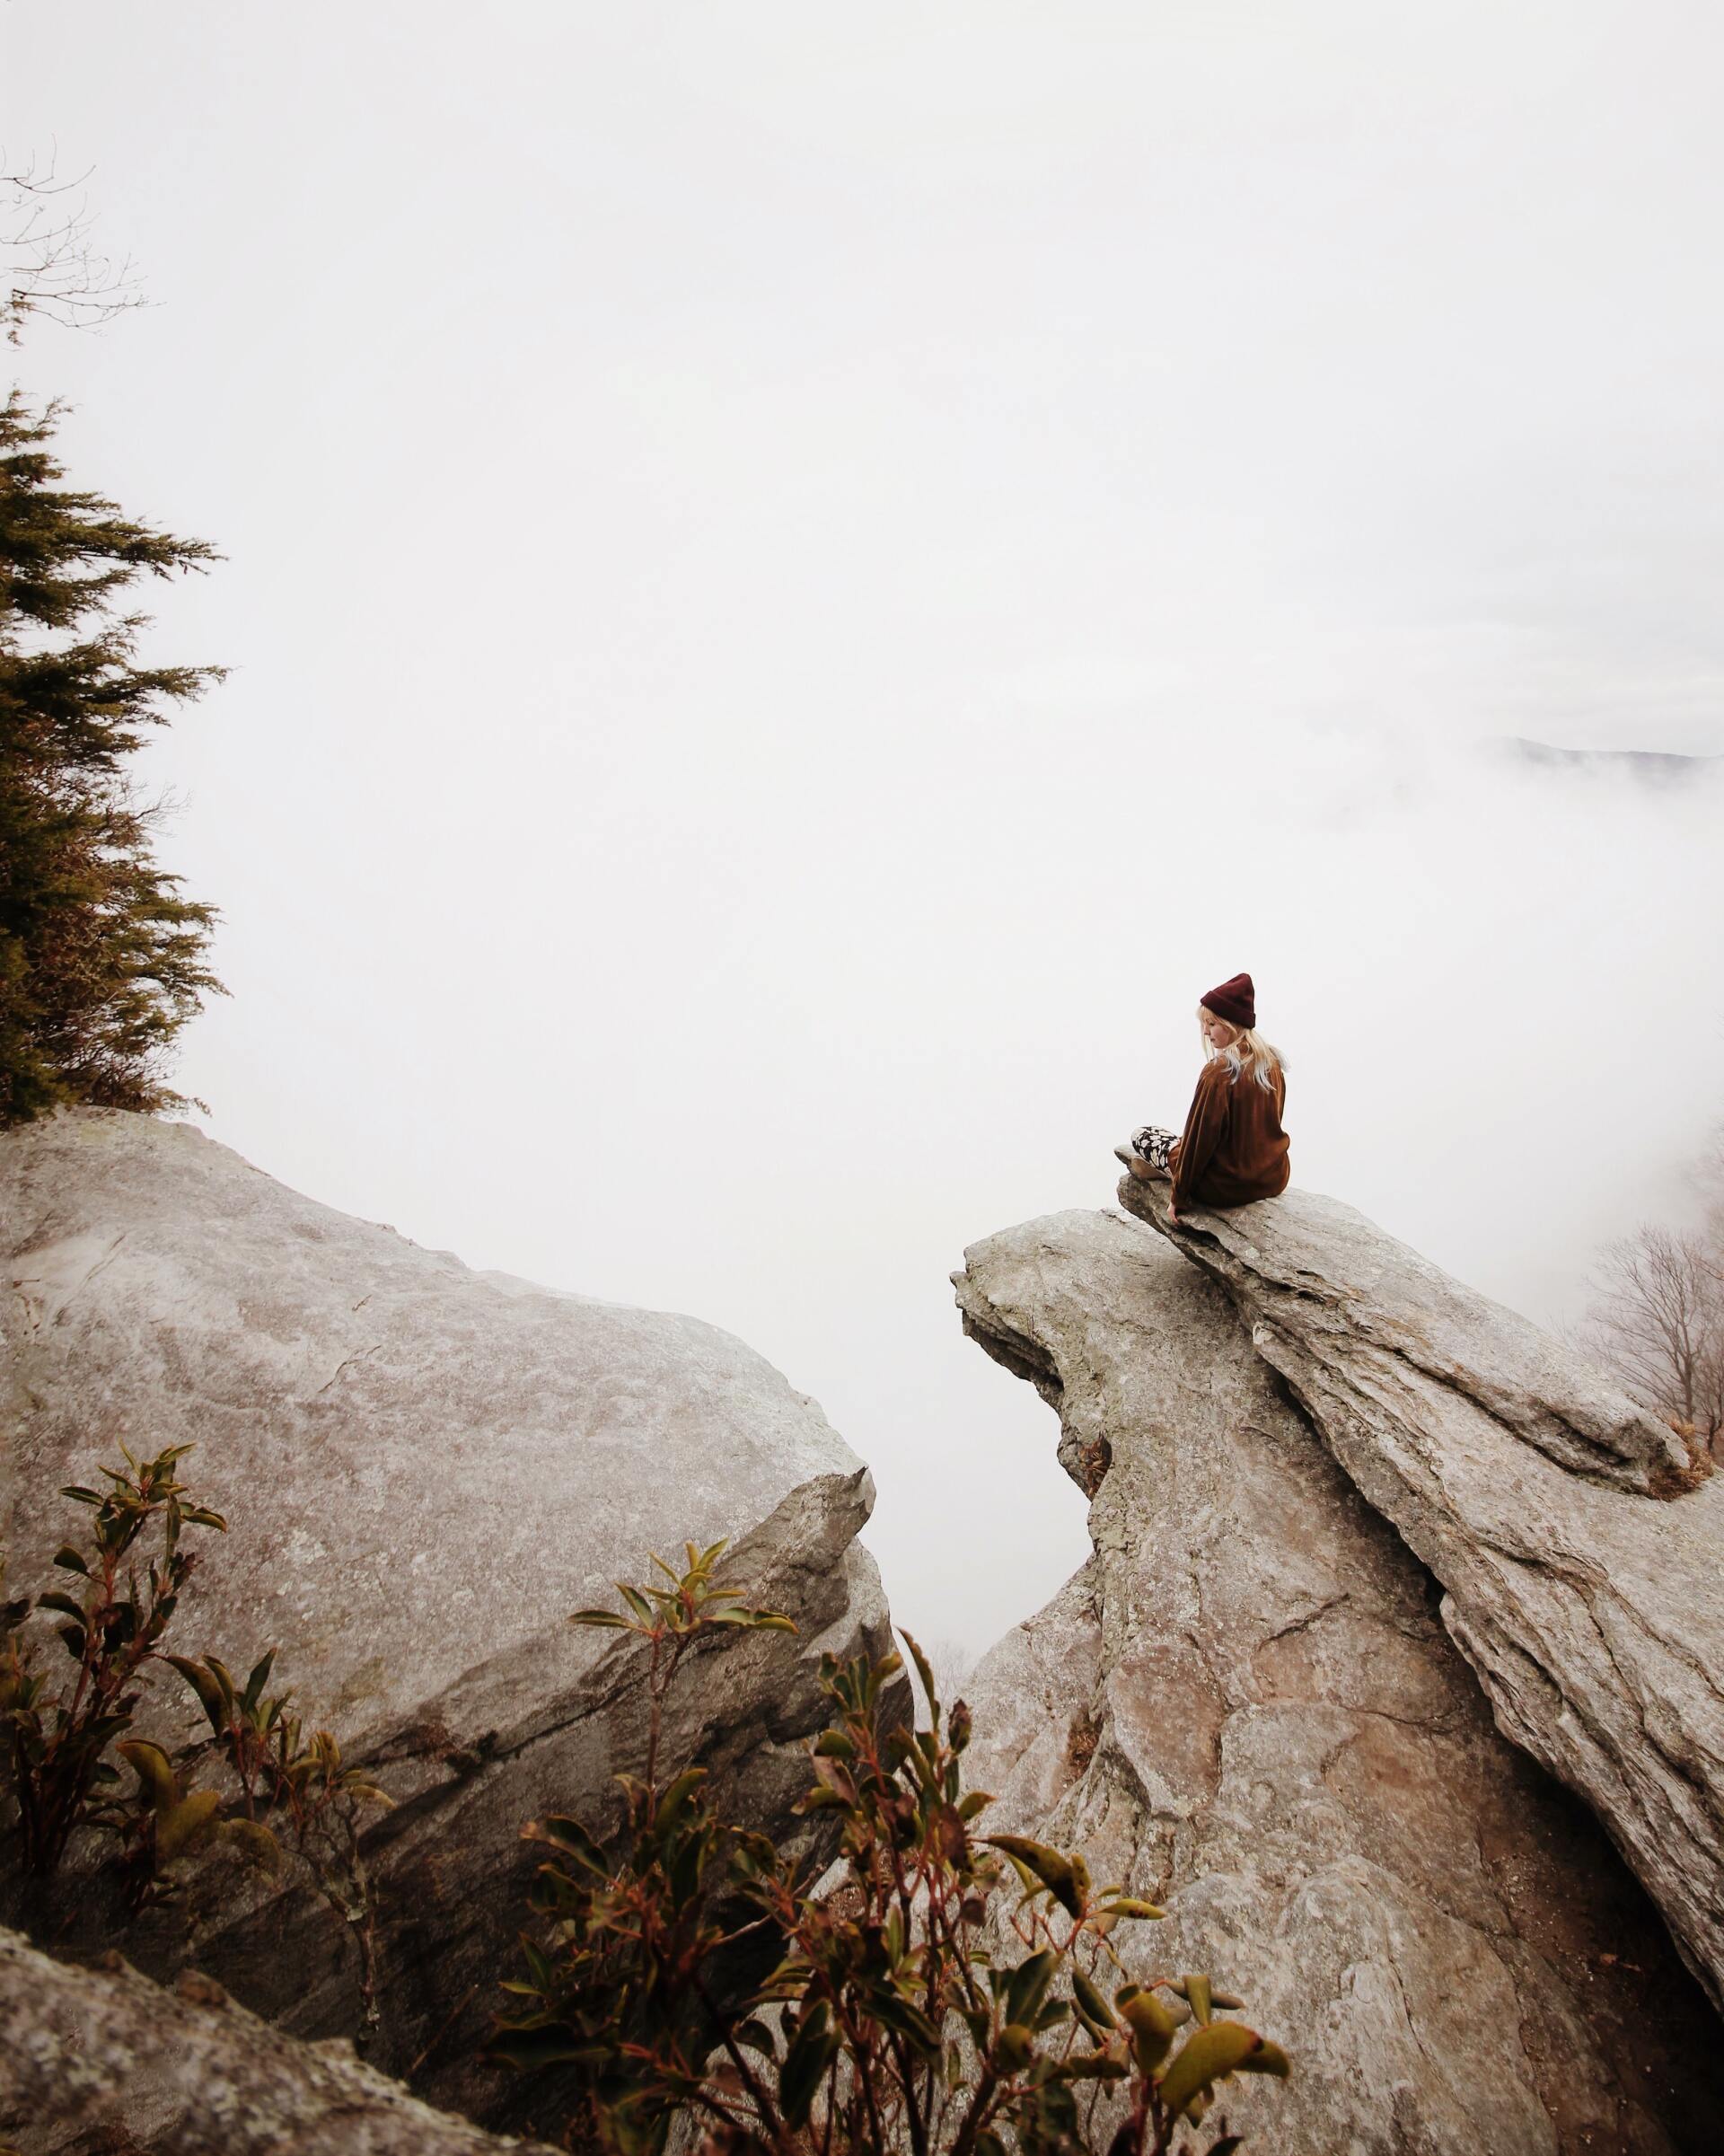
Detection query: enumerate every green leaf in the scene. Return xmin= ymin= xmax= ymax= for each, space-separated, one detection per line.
xmin=36 ymin=1591 xmax=86 ymax=1622
xmin=522 ymin=1814 xmax=608 ymax=1873
xmin=158 ymin=1788 xmax=223 ymax=1861
xmin=488 ymin=2029 xmax=598 ymax=2072
xmin=995 ymin=2021 xmax=1034 ymax=2073
xmin=866 ymin=1990 xmax=942 ymax=2055
xmin=217 ymin=1817 xmax=282 ymax=1870
xmin=59 ymin=1486 xmax=103 ymax=1507
xmin=164 ymin=1656 xmax=229 ymax=1736
xmin=653 ymin=1767 xmax=708 ymax=1834
xmin=616 ymin=1582 xmax=655 ymax=1625
xmin=780 ymin=2005 xmax=840 ymax=2128
xmin=1072 ymin=1967 xmax=1116 ymax=2038
xmin=50 ymin=1545 xmax=90 ymax=1576
xmin=668 ymin=1823 xmax=711 ymax=1908
xmin=899 ymin=1627 xmax=939 ymax=1726
xmin=242 ymin=1650 xmax=277 ymax=1713
xmin=985 ymin=1834 xmax=1084 ymax=1918
xmin=1155 ymin=2021 xmax=1289 ymax=2119
xmin=1106 ymin=1896 xmax=1166 ymax=1921
xmin=734 ymin=2017 xmax=778 ymax=2059
xmin=517 ymin=1932 xmax=555 ymax=1993
xmin=1059 ymin=2052 xmax=1129 ymax=2081
xmin=568 ymin=1609 xmax=630 ymax=1629
xmin=794 ymin=1785 xmax=851 ymax=1813
xmin=1116 ymin=1986 xmax=1179 ymax=2075
xmin=117 ymin=1738 xmax=179 ymax=1808
xmin=1005 ymin=1949 xmax=1059 ymax=2029
xmin=200 ymin=1657 xmax=240 ymax=1715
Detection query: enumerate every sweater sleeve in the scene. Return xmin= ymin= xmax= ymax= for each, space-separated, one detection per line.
xmin=1170 ymin=1062 xmax=1230 ymax=1212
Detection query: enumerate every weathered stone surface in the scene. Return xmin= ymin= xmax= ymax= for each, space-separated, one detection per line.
xmin=1 ymin=1108 xmax=899 ymax=2125
xmin=1119 ymin=1173 xmax=1724 ymax=2022
xmin=955 ymin=1210 xmax=1723 ymax=2155
xmin=1146 ymin=1173 xmax=1700 ymax=1497
xmin=1 ymin=1927 xmax=562 ymax=2156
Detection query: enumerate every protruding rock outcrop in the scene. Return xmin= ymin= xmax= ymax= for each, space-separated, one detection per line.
xmin=1117 ymin=1175 xmax=1724 ymax=2023
xmin=955 ymin=1210 xmax=1723 ymax=2155
xmin=1 ymin=1927 xmax=561 ymax=2156
xmin=1121 ymin=1175 xmax=1702 ymax=1496
xmin=2 ymin=1108 xmax=899 ymax=2125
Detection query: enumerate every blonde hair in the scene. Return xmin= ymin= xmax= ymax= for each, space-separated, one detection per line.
xmin=1199 ymin=1010 xmax=1286 ymax=1092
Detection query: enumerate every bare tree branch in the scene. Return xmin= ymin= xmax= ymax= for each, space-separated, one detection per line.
xmin=2 ymin=148 xmax=146 ymax=342
xmin=1579 ymin=1219 xmax=1724 ymax=1456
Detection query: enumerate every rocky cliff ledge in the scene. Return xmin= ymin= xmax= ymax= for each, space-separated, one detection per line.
xmin=2 ymin=1108 xmax=900 ymax=2141
xmin=1115 ymin=1175 xmax=1724 ymax=2020
xmin=954 ymin=1205 xmax=1724 ymax=2155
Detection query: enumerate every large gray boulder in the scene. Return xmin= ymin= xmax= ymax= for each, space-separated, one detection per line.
xmin=954 ymin=1210 xmax=1723 ymax=2155
xmin=0 ymin=1927 xmax=561 ymax=2156
xmin=1118 ymin=1174 xmax=1724 ymax=2022
xmin=1 ymin=1108 xmax=899 ymax=2126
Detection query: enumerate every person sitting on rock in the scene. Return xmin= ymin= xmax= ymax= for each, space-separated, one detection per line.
xmin=1118 ymin=972 xmax=1289 ymax=1225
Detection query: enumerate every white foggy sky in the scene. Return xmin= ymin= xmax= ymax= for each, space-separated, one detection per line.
xmin=7 ymin=3 xmax=1722 ymax=1652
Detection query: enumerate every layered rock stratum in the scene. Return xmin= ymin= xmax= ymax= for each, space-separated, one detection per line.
xmin=1115 ymin=1175 xmax=1724 ymax=2015
xmin=955 ymin=1205 xmax=1724 ymax=2155
xmin=2 ymin=1107 xmax=898 ymax=2137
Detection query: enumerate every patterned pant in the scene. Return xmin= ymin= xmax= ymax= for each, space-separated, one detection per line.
xmin=1130 ymin=1125 xmax=1177 ymax=1173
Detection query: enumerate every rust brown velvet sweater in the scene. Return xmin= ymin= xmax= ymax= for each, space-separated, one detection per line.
xmin=1169 ymin=1054 xmax=1290 ymax=1212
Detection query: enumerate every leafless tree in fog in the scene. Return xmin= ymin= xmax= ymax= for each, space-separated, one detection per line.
xmin=1580 ymin=1222 xmax=1724 ymax=1457
xmin=3 ymin=152 xmax=145 ymax=341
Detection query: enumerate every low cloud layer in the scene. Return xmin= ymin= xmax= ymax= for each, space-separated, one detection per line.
xmin=13 ymin=1 xmax=1723 ymax=1648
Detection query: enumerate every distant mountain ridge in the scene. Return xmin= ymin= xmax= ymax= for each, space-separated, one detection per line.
xmin=1496 ymin=735 xmax=1722 ymax=780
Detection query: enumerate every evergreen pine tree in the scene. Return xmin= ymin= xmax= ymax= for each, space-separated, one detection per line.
xmin=0 ymin=391 xmax=225 ymax=1125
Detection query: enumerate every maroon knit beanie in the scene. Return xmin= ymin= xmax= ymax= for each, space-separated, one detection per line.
xmin=1201 ymin=972 xmax=1256 ymax=1029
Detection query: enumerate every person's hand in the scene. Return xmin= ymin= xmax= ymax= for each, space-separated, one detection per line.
xmin=1166 ymin=1201 xmax=1183 ymax=1227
